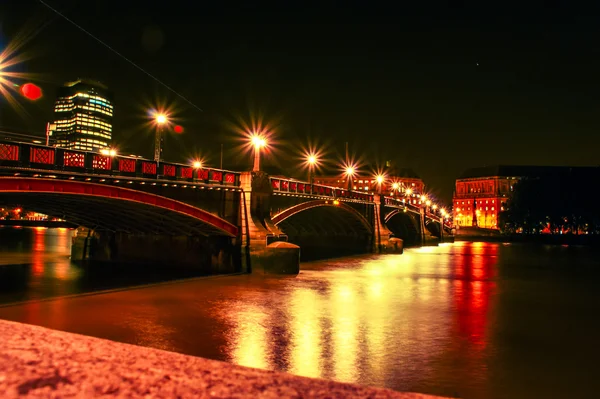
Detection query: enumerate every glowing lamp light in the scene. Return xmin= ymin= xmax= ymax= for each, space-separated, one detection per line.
xmin=174 ymin=125 xmax=184 ymax=134
xmin=100 ymin=148 xmax=117 ymax=157
xmin=432 ymin=204 xmax=438 ymax=210
xmin=307 ymin=154 xmax=317 ymax=165
xmin=20 ymin=83 xmax=43 ymax=101
xmin=392 ymin=182 xmax=399 ymax=190
xmin=251 ymin=135 xmax=266 ymax=148
xmin=376 ymin=175 xmax=384 ymax=184
xmin=345 ymin=166 xmax=355 ymax=176
xmin=155 ymin=113 xmax=168 ymax=125
xmin=193 ymin=161 xmax=202 ymax=169
xmin=426 ymin=200 xmax=432 ymax=206
xmin=405 ymin=188 xmax=413 ymax=195
xmin=333 ymin=200 xmax=340 ymax=205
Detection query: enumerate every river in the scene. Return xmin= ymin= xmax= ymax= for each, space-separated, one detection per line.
xmin=0 ymin=227 xmax=599 ymax=398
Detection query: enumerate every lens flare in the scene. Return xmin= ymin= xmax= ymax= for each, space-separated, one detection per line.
xmin=0 ymin=22 xmax=45 ymax=116
xmin=19 ymin=82 xmax=42 ymax=101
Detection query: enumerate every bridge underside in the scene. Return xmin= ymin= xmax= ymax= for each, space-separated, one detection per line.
xmin=0 ymin=193 xmax=232 ymax=236
xmin=425 ymin=219 xmax=441 ymax=238
xmin=386 ymin=210 xmax=422 ymax=247
xmin=275 ymin=205 xmax=372 ymax=260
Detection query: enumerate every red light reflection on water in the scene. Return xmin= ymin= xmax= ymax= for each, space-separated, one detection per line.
xmin=31 ymin=228 xmax=45 ymax=277
xmin=452 ymin=242 xmax=498 ymax=348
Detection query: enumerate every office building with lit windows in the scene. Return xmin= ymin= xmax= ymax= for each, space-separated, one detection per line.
xmin=50 ymin=79 xmax=113 ymax=151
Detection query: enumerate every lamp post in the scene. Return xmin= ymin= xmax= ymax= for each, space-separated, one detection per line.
xmin=154 ymin=113 xmax=168 ymax=163
xmin=376 ymin=174 xmax=385 ymax=195
xmin=345 ymin=165 xmax=356 ymax=191
xmin=306 ymin=154 xmax=317 ymax=185
xmin=392 ymin=182 xmax=399 ymax=196
xmin=251 ymin=134 xmax=266 ymax=172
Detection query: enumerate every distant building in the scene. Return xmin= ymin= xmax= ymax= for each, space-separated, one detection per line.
xmin=453 ymin=165 xmax=600 ymax=229
xmin=50 ymin=79 xmax=113 ymax=151
xmin=314 ymin=166 xmax=426 ymax=206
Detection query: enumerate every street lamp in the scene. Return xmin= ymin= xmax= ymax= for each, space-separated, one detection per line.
xmin=375 ymin=174 xmax=385 ymax=195
xmin=392 ymin=182 xmax=399 ymax=195
xmin=100 ymin=148 xmax=117 ymax=157
xmin=193 ymin=160 xmax=202 ymax=169
xmin=153 ymin=112 xmax=168 ymax=163
xmin=344 ymin=164 xmax=356 ymax=191
xmin=307 ymin=153 xmax=317 ymax=185
xmin=251 ymin=134 xmax=267 ymax=171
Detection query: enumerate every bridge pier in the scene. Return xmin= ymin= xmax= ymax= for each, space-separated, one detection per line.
xmin=71 ymin=228 xmax=237 ymax=273
xmin=239 ymin=171 xmax=300 ymax=275
xmin=374 ymin=195 xmax=403 ymax=254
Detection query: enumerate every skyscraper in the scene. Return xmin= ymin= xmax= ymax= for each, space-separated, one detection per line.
xmin=51 ymin=79 xmax=113 ymax=151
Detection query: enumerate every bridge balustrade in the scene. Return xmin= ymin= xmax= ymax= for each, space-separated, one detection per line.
xmin=0 ymin=140 xmax=240 ymax=187
xmin=270 ymin=177 xmax=374 ymax=202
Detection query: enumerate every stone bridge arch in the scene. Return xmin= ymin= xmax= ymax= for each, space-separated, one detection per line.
xmin=0 ymin=177 xmax=238 ymax=236
xmin=272 ymin=199 xmax=373 ymax=260
xmin=0 ymin=177 xmax=240 ymax=271
xmin=384 ymin=208 xmax=422 ymax=247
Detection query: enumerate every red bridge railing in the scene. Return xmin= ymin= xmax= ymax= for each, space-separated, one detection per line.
xmin=0 ymin=140 xmax=240 ymax=186
xmin=270 ymin=177 xmax=374 ymax=202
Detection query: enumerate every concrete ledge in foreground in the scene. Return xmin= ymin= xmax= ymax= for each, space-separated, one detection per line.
xmin=0 ymin=320 xmax=450 ymax=398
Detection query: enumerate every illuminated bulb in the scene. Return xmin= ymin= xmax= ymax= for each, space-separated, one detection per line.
xmin=405 ymin=188 xmax=413 ymax=195
xmin=193 ymin=161 xmax=202 ymax=169
xmin=345 ymin=166 xmax=355 ymax=176
xmin=376 ymin=175 xmax=384 ymax=184
xmin=392 ymin=182 xmax=399 ymax=190
xmin=307 ymin=154 xmax=317 ymax=165
xmin=251 ymin=135 xmax=266 ymax=148
xmin=155 ymin=114 xmax=167 ymax=124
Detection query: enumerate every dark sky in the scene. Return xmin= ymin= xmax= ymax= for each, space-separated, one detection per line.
xmin=1 ymin=1 xmax=600 ymax=203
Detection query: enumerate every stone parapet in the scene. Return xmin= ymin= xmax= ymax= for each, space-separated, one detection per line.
xmin=0 ymin=320 xmax=450 ymax=398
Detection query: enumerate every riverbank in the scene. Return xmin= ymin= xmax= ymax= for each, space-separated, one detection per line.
xmin=0 ymin=220 xmax=76 ymax=228
xmin=456 ymin=233 xmax=600 ymax=245
xmin=0 ymin=319 xmax=447 ymax=398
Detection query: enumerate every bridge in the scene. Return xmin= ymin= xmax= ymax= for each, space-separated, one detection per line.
xmin=0 ymin=139 xmax=451 ymax=274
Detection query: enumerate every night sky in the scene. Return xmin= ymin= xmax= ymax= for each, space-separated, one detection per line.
xmin=1 ymin=1 xmax=600 ymax=203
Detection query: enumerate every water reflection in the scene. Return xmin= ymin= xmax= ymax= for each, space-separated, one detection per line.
xmin=2 ymin=235 xmax=600 ymax=398
xmin=0 ymin=227 xmax=216 ymax=304
xmin=231 ymin=304 xmax=271 ymax=370
xmin=289 ymin=288 xmax=322 ymax=378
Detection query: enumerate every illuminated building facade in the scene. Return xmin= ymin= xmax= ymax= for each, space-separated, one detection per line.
xmin=51 ymin=79 xmax=113 ymax=151
xmin=455 ymin=165 xmax=600 ymax=231
xmin=314 ymin=168 xmax=426 ymax=206
xmin=453 ymin=166 xmax=523 ymax=229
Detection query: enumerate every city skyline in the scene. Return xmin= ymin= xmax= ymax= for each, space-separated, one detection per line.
xmin=2 ymin=2 xmax=600 ymax=203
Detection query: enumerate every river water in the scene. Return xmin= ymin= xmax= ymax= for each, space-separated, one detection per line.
xmin=0 ymin=227 xmax=599 ymax=399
